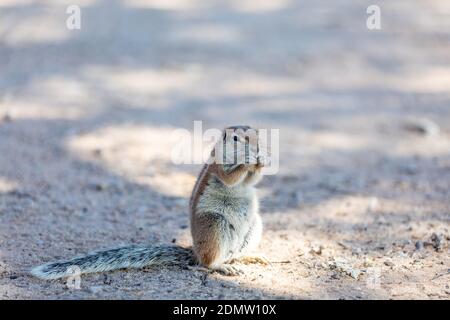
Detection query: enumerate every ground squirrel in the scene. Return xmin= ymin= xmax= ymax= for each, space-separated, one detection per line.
xmin=31 ymin=125 xmax=267 ymax=279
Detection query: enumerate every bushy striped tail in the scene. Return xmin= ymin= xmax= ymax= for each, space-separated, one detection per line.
xmin=31 ymin=244 xmax=195 ymax=280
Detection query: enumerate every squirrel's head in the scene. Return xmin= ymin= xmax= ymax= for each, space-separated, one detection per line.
xmin=211 ymin=125 xmax=259 ymax=165
xmin=223 ymin=125 xmax=258 ymax=147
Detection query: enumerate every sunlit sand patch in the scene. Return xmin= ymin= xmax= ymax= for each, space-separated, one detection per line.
xmin=83 ymin=65 xmax=313 ymax=103
xmin=1 ymin=0 xmax=99 ymax=46
xmin=222 ymin=231 xmax=324 ymax=299
xmin=219 ymin=73 xmax=306 ymax=97
xmin=2 ymin=100 xmax=87 ymax=120
xmin=66 ymin=124 xmax=202 ymax=197
xmin=309 ymin=131 xmax=369 ymax=151
xmin=67 ymin=125 xmax=174 ymax=169
xmin=0 ymin=0 xmax=32 ymax=7
xmin=26 ymin=76 xmax=95 ymax=105
xmin=82 ymin=66 xmax=202 ymax=99
xmin=170 ymin=23 xmax=241 ymax=44
xmin=123 ymin=0 xmax=204 ymax=10
xmin=66 ymin=125 xmax=183 ymax=171
xmin=1 ymin=75 xmax=97 ymax=120
xmin=230 ymin=0 xmax=291 ymax=13
xmin=311 ymin=196 xmax=383 ymax=222
xmin=388 ymin=135 xmax=450 ymax=157
xmin=41 ymin=0 xmax=99 ymax=6
xmin=0 ymin=0 xmax=98 ymax=7
xmin=2 ymin=12 xmax=69 ymax=46
xmin=391 ymin=67 xmax=450 ymax=93
xmin=283 ymin=126 xmax=450 ymax=159
xmin=135 ymin=172 xmax=196 ymax=198
xmin=236 ymin=267 xmax=315 ymax=299
xmin=425 ymin=0 xmax=450 ymax=12
xmin=266 ymin=196 xmax=388 ymax=228
xmin=289 ymin=54 xmax=450 ymax=95
xmin=0 ymin=177 xmax=18 ymax=193
xmin=0 ymin=284 xmax=29 ymax=299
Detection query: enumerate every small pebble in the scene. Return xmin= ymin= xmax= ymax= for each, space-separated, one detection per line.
xmin=400 ymin=164 xmax=418 ymax=175
xmin=330 ymin=272 xmax=340 ymax=280
xmin=94 ymin=184 xmax=105 ymax=191
xmin=2 ymin=114 xmax=12 ymax=122
xmin=415 ymin=241 xmax=424 ymax=251
xmin=404 ymin=118 xmax=440 ymax=136
xmin=384 ymin=261 xmax=395 ymax=267
xmin=93 ymin=149 xmax=102 ymax=157
xmin=103 ymin=274 xmax=112 ymax=285
xmin=430 ymin=233 xmax=445 ymax=252
xmin=310 ymin=245 xmax=323 ymax=255
xmin=200 ymin=273 xmax=208 ymax=286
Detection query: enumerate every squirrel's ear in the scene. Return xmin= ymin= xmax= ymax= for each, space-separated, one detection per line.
xmin=222 ymin=128 xmax=233 ymax=140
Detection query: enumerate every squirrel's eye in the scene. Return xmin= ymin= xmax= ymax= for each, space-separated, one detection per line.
xmin=233 ymin=136 xmax=238 ymax=142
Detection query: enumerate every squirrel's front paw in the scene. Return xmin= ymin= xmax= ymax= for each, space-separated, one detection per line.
xmin=256 ymin=155 xmax=270 ymax=168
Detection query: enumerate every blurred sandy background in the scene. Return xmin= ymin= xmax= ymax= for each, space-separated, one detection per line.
xmin=0 ymin=0 xmax=449 ymax=299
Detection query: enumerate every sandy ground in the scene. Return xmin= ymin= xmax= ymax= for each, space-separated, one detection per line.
xmin=0 ymin=0 xmax=449 ymax=299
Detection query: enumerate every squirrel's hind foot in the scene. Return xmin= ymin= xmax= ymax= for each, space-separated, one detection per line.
xmin=230 ymin=255 xmax=270 ymax=265
xmin=212 ymin=264 xmax=244 ymax=276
